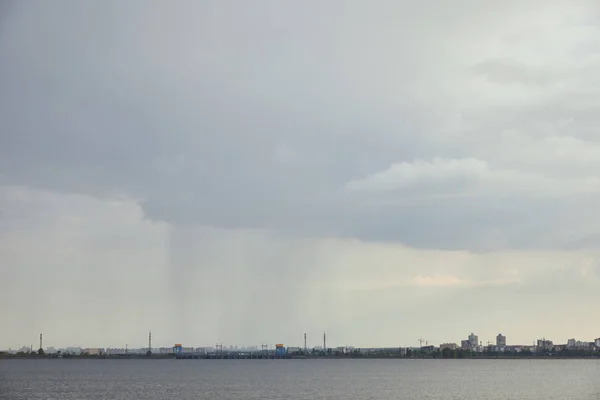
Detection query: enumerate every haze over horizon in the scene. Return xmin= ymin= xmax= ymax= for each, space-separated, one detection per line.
xmin=2 ymin=0 xmax=600 ymax=350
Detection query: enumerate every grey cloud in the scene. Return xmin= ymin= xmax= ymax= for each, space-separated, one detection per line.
xmin=3 ymin=184 xmax=599 ymax=349
xmin=2 ymin=1 xmax=600 ymax=252
xmin=472 ymin=60 xmax=565 ymax=86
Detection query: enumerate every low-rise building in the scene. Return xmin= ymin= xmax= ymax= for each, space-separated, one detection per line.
xmin=566 ymin=339 xmax=589 ymax=350
xmin=439 ymin=343 xmax=458 ymax=350
xmin=553 ymin=344 xmax=567 ymax=353
xmin=537 ymin=339 xmax=553 ymax=351
xmin=63 ymin=347 xmax=81 ymax=355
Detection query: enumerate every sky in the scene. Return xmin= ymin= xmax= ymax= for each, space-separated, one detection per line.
xmin=1 ymin=0 xmax=600 ymax=350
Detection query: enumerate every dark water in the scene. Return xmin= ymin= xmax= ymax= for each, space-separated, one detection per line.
xmin=2 ymin=359 xmax=600 ymax=400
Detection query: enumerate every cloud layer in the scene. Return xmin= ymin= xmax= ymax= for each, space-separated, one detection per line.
xmin=2 ymin=185 xmax=600 ymax=348
xmin=2 ymin=1 xmax=600 ymax=348
xmin=2 ymin=1 xmax=600 ymax=251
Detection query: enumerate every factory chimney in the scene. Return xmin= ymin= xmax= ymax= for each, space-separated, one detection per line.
xmin=147 ymin=331 xmax=152 ymax=357
xmin=304 ymin=333 xmax=307 ymax=354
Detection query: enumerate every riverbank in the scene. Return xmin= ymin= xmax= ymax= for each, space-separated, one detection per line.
xmin=2 ymin=354 xmax=600 ymax=360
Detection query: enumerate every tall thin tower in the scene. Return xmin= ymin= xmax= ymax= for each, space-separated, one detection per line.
xmin=147 ymin=331 xmax=152 ymax=356
xmin=304 ymin=333 xmax=307 ymax=354
xmin=39 ymin=334 xmax=43 ymax=351
xmin=323 ymin=332 xmax=326 ymax=351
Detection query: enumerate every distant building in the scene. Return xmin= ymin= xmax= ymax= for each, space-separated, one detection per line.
xmin=275 ymin=344 xmax=286 ymax=356
xmin=496 ymin=334 xmax=506 ymax=347
xmin=506 ymin=345 xmax=525 ymax=353
xmin=566 ymin=339 xmax=588 ymax=350
xmin=595 ymin=338 xmax=600 ymax=348
xmin=357 ymin=348 xmax=374 ymax=355
xmin=439 ymin=343 xmax=458 ymax=350
xmin=421 ymin=345 xmax=435 ymax=353
xmin=536 ymin=339 xmax=553 ymax=351
xmin=106 ymin=348 xmax=128 ymax=355
xmin=468 ymin=333 xmax=478 ymax=347
xmin=63 ymin=347 xmax=81 ymax=355
xmin=553 ymin=344 xmax=567 ymax=353
xmin=461 ymin=340 xmax=471 ymax=349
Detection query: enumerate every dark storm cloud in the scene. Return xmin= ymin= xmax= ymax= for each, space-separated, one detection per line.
xmin=2 ymin=0 xmax=600 ymax=252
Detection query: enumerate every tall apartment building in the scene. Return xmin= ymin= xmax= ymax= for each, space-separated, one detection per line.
xmin=496 ymin=334 xmax=506 ymax=346
xmin=468 ymin=333 xmax=478 ymax=347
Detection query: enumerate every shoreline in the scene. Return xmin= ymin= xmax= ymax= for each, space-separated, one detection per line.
xmin=2 ymin=355 xmax=599 ymax=361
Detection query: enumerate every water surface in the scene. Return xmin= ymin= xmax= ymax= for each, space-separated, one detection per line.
xmin=1 ymin=359 xmax=600 ymax=399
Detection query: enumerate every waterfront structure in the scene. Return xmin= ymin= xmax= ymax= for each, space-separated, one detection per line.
xmin=496 ymin=334 xmax=506 ymax=347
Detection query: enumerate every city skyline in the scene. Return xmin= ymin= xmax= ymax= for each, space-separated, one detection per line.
xmin=2 ymin=1 xmax=600 ymax=349
xmin=4 ymin=330 xmax=600 ymax=352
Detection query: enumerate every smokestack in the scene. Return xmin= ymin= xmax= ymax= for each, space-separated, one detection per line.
xmin=147 ymin=331 xmax=152 ymax=356
xmin=304 ymin=333 xmax=307 ymax=353
xmin=39 ymin=334 xmax=42 ymax=351
xmin=323 ymin=332 xmax=326 ymax=351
